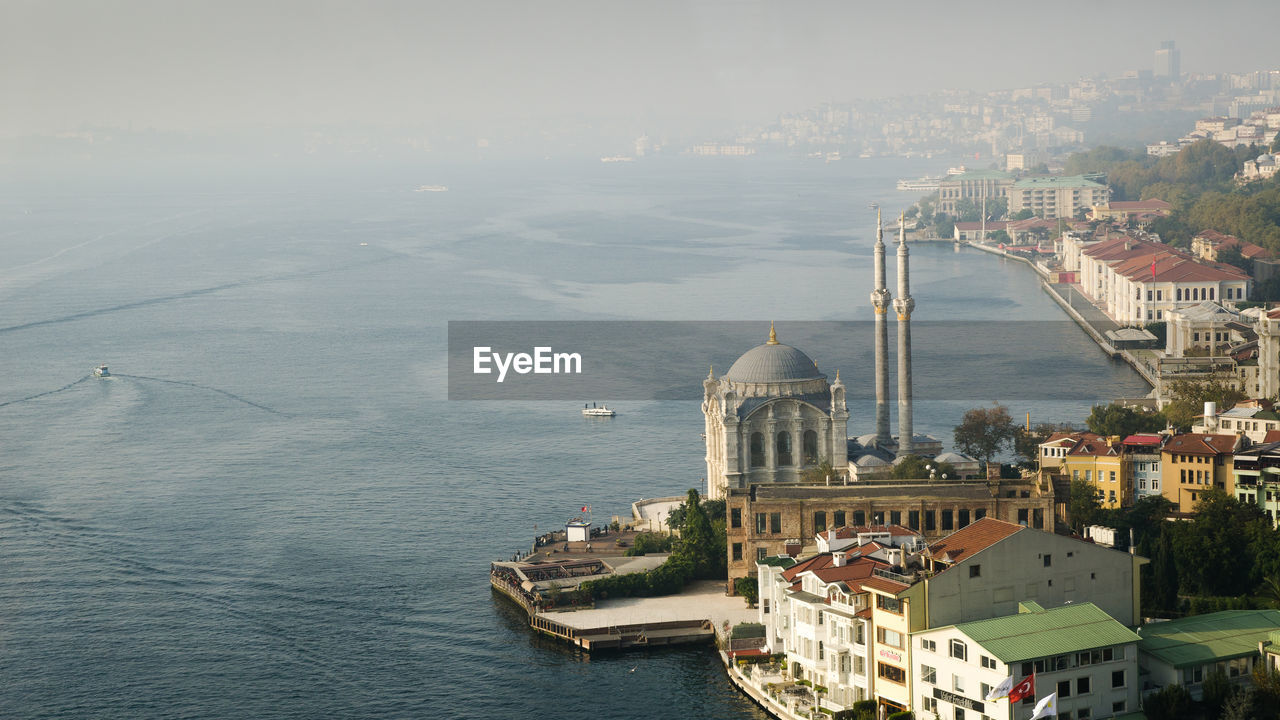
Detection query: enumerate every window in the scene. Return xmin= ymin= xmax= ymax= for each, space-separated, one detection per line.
xmin=814 ymin=511 xmax=827 ymax=534
xmin=981 ymin=655 xmax=997 ymax=670
xmin=942 ymin=509 xmax=953 ymax=531
xmin=1112 ymin=702 xmax=1126 ymax=714
xmin=950 ymin=639 xmax=967 ymax=661
xmin=909 ymin=510 xmax=920 ymax=530
xmin=1077 ymin=676 xmax=1091 ymax=694
xmin=890 ymin=510 xmax=902 ymax=526
xmin=925 ymin=510 xmax=936 ymax=531
xmin=763 ymin=598 xmax=770 ymax=614
xmin=755 ymin=513 xmax=767 ymax=534
xmin=834 ymin=510 xmax=846 ymax=528
xmin=970 ymin=564 xmax=982 ymax=579
xmin=921 ymin=638 xmax=936 ymax=652
xmin=817 ymin=611 xmax=824 ymax=626
xmin=1057 ymin=680 xmax=1071 ymax=697
xmin=959 ymin=509 xmax=970 ymax=528
xmin=1112 ymin=669 xmax=1125 ymax=688
xmin=953 ymin=674 xmax=965 ymax=693
xmin=750 ymin=433 xmax=765 ymax=467
xmin=818 ymin=641 xmax=824 ymax=660
xmin=877 ymin=662 xmax=905 ymax=684
xmin=776 ymin=432 xmax=793 ymax=466
xmin=954 ymin=709 xmax=965 ymax=720
xmin=1033 ymin=508 xmax=1044 ymax=529
xmin=757 ymin=547 xmax=767 ymax=562
xmin=1043 ymin=554 xmax=1052 ymax=567
xmin=920 ymin=697 xmax=937 ymax=713
xmin=803 ymin=430 xmax=818 ymax=465
xmin=878 ymin=627 xmax=904 ymax=649
xmin=876 ymin=595 xmax=903 ymax=614
xmin=731 ymin=508 xmax=742 ymax=528
xmin=1077 ymin=710 xmax=1091 ymax=719
xmin=770 ymin=512 xmax=782 ymax=534
xmin=921 ymin=664 xmax=936 ymax=684
xmin=732 ymin=543 xmax=742 ymax=561
xmin=1018 ymin=509 xmax=1029 ymax=525
xmin=975 ymin=509 xmax=986 ymax=520
xmin=854 ymin=510 xmax=866 ymax=526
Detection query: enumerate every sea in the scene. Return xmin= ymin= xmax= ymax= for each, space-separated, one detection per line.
xmin=0 ymin=154 xmax=1150 ymax=719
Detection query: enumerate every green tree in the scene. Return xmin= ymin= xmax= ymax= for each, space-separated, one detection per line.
xmin=890 ymin=454 xmax=956 ymax=480
xmin=1086 ymin=403 xmax=1165 ymax=437
xmin=1202 ymin=668 xmax=1233 ymax=719
xmin=1150 ymin=527 xmax=1179 ymax=613
xmin=1011 ymin=208 xmax=1035 ymax=221
xmin=1068 ymin=479 xmax=1102 ymax=532
xmin=1251 ymin=664 xmax=1280 ymax=720
xmin=1162 ymin=379 xmax=1246 ymax=431
xmin=734 ymin=576 xmax=759 ymax=606
xmin=1142 ymin=683 xmax=1192 ymax=720
xmin=800 ymin=461 xmax=838 ymax=484
xmin=953 ymin=404 xmax=1016 ymax=467
xmin=935 ymin=215 xmax=955 ymax=239
xmin=1221 ymin=687 xmax=1257 ymax=720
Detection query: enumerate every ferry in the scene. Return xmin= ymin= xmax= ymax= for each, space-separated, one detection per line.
xmin=896 ymin=176 xmax=942 ymax=192
xmin=94 ymin=365 xmax=110 ymax=378
xmin=414 ymin=185 xmax=449 ymax=192
xmin=582 ymin=403 xmax=615 ymax=417
xmin=600 ymin=156 xmax=634 ymax=163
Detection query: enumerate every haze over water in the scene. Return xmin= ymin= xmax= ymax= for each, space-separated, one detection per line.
xmin=0 ymin=156 xmax=1148 ymax=719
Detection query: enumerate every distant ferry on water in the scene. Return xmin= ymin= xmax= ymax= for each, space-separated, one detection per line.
xmin=414 ymin=185 xmax=448 ymax=192
xmin=582 ymin=402 xmax=615 ymax=417
xmin=897 ymin=176 xmax=942 ymax=191
xmin=600 ymin=156 xmax=634 ymax=163
xmin=94 ymin=365 xmax=110 ymax=377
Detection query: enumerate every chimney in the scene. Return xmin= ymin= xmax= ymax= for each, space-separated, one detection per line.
xmin=833 ymin=551 xmax=847 ymax=568
xmin=1205 ymin=401 xmax=1218 ymax=432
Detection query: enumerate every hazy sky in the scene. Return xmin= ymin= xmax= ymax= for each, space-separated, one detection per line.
xmin=4 ymin=0 xmax=1277 ymax=137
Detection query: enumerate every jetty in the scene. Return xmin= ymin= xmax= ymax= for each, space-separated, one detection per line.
xmin=491 ymin=520 xmax=755 ymax=651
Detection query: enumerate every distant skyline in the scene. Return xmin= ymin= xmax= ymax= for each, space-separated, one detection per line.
xmin=4 ymin=0 xmax=1279 ymax=139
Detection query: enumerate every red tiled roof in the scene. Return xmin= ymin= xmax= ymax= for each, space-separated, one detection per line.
xmin=829 ymin=524 xmax=920 ymax=540
xmin=1067 ymin=436 xmax=1120 ymax=457
xmin=1162 ymin=433 xmax=1238 ymax=456
xmin=927 ymin=517 xmax=1024 ymax=566
xmin=1264 ymin=430 xmax=1280 ymax=443
xmin=1123 ymin=434 xmax=1163 ymax=445
xmin=862 ymin=576 xmax=911 ymax=596
xmin=1110 ymin=199 xmax=1172 ymax=212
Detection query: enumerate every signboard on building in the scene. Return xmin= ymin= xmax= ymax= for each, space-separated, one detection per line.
xmin=933 ymin=688 xmax=985 ymax=712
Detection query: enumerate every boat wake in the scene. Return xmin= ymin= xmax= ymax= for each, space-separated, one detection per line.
xmin=0 ymin=374 xmax=93 ymax=409
xmin=112 ymin=374 xmax=286 ymax=416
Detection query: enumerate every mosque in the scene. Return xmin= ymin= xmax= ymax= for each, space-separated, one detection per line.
xmin=702 ymin=212 xmax=941 ymax=500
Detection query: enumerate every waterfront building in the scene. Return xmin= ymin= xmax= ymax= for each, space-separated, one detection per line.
xmin=1007 ymin=175 xmax=1109 ymax=220
xmin=1074 ymin=235 xmax=1250 ymax=326
xmin=1230 ymin=440 xmax=1280 ymax=526
xmin=936 ymin=169 xmax=1013 ymax=216
xmin=1160 ymin=433 xmax=1241 ymax=513
xmin=724 ymin=477 xmax=1055 ymax=588
xmin=1137 ymin=610 xmax=1280 ymax=700
xmin=701 ymin=324 xmax=849 ymax=501
xmin=912 ymin=602 xmax=1141 ymax=720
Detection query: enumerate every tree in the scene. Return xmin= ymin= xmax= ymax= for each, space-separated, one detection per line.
xmin=1221 ymin=687 xmax=1257 ymax=720
xmin=1149 ymin=527 xmax=1179 ymax=614
xmin=1252 ymin=664 xmax=1280 ymax=720
xmin=1202 ymin=668 xmax=1233 ymax=719
xmin=1142 ymin=684 xmax=1192 ymax=720
xmin=1010 ymin=208 xmax=1035 ymax=221
xmin=891 ymin=454 xmax=956 ymax=480
xmin=734 ymin=576 xmax=759 ymax=606
xmin=1162 ymin=379 xmax=1246 ymax=431
xmin=953 ymin=404 xmax=1016 ymax=466
xmin=1086 ymin=403 xmax=1165 ymax=437
xmin=1068 ymin=479 xmax=1102 ymax=532
xmin=800 ymin=461 xmax=838 ymax=484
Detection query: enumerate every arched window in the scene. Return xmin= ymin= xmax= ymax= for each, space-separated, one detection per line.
xmin=776 ymin=432 xmax=793 ymax=466
xmin=803 ymin=430 xmax=819 ymax=465
xmin=750 ymin=433 xmax=765 ymax=468
xmin=1176 ymin=288 xmax=1182 ymax=301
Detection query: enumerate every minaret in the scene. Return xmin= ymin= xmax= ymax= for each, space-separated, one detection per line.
xmin=870 ymin=208 xmax=893 ymax=447
xmin=893 ymin=213 xmax=915 ymax=457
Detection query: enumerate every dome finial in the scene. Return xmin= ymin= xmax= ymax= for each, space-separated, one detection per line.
xmin=708 ymin=364 xmax=714 ymax=378
xmin=835 ymin=368 xmax=840 ymax=381
xmin=767 ymin=321 xmax=778 ymax=345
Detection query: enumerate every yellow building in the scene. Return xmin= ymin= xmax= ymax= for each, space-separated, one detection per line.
xmin=1061 ymin=434 xmax=1131 ymax=509
xmin=1160 ymin=433 xmax=1240 ymax=513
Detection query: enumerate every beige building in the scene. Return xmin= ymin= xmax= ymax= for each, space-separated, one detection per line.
xmin=1008 ymin=175 xmax=1109 ymax=220
xmin=936 ymin=169 xmax=1013 ymax=216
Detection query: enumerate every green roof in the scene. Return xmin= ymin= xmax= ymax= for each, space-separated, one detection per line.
xmin=950 ymin=603 xmax=1140 ymax=663
xmin=1012 ymin=175 xmax=1106 ymax=189
xmin=1269 ymin=630 xmax=1280 ymax=648
xmin=760 ymin=555 xmax=796 ymax=568
xmin=1138 ymin=610 xmax=1280 ymax=668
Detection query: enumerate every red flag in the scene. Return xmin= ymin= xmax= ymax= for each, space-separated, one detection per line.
xmin=1151 ymin=258 xmax=1156 ymax=279
xmin=581 ymin=506 xmax=589 ymax=512
xmin=1009 ymin=674 xmax=1036 ymax=703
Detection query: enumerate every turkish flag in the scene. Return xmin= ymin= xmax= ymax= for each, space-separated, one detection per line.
xmin=1008 ymin=674 xmax=1036 ymax=703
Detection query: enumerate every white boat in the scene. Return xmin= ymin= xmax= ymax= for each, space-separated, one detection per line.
xmin=94 ymin=365 xmax=110 ymax=377
xmin=600 ymin=156 xmax=634 ymax=163
xmin=897 ymin=176 xmax=942 ymax=191
xmin=582 ymin=403 xmax=615 ymax=417
xmin=414 ymin=185 xmax=449 ymax=192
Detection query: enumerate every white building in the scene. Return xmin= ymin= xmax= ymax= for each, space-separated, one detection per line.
xmin=912 ymin=602 xmax=1141 ymax=720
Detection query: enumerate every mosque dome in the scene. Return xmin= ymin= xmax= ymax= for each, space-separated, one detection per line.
xmin=726 ymin=325 xmax=824 ymax=383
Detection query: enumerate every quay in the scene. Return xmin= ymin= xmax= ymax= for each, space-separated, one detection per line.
xmin=490 ymin=519 xmax=755 ymax=652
